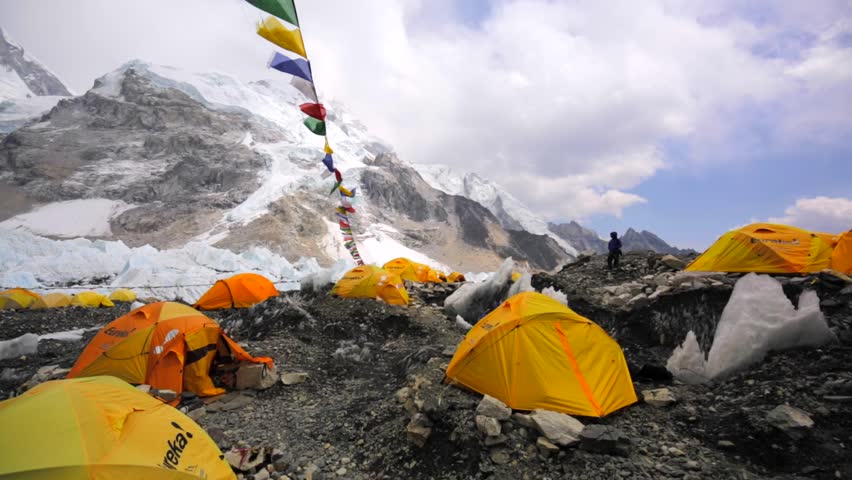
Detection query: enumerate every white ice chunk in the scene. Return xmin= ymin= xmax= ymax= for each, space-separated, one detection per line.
xmin=0 ymin=333 xmax=38 ymax=360
xmin=444 ymin=258 xmax=514 ymax=321
xmin=667 ymin=273 xmax=836 ymax=383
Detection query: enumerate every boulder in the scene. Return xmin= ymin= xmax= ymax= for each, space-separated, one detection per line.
xmin=530 ymin=409 xmax=584 ymax=447
xmin=661 ymin=255 xmax=687 ymax=270
xmin=236 ymin=363 xmax=279 ymax=390
xmin=406 ymin=413 xmax=432 ymax=447
xmin=476 ymin=394 xmax=511 ymax=420
xmin=642 ymin=388 xmax=676 ymax=407
xmin=475 ymin=415 xmax=502 ymax=437
xmin=766 ymin=405 xmax=814 ymax=439
xmin=579 ymin=424 xmax=631 ymax=456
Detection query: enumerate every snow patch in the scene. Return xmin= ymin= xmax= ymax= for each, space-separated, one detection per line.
xmin=0 ymin=199 xmax=134 ymax=238
xmin=667 ymin=273 xmax=836 ymax=383
xmin=0 ymin=333 xmax=37 ymax=360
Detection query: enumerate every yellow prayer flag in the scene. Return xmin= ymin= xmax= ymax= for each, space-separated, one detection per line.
xmin=257 ymin=16 xmax=307 ymax=58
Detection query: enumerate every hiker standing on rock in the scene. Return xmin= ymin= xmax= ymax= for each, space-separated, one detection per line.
xmin=607 ymin=232 xmax=622 ymax=270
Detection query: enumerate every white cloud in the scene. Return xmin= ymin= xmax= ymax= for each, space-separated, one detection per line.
xmin=2 ymin=0 xmax=851 ymax=220
xmin=769 ymin=197 xmax=852 ymax=233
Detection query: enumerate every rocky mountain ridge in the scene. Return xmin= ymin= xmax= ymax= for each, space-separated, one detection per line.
xmin=0 ymin=60 xmax=569 ymax=271
xmin=549 ymin=222 xmax=693 ymax=256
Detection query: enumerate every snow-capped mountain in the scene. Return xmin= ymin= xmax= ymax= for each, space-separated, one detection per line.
xmin=0 ymin=60 xmax=570 ymax=274
xmin=415 ymin=164 xmax=578 ymax=257
xmin=0 ymin=27 xmax=71 ymax=132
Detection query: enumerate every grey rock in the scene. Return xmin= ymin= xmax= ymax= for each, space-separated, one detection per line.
xmin=536 ymin=436 xmax=560 ymax=457
xmin=512 ymin=412 xmax=536 ymax=429
xmin=281 ymin=372 xmax=309 ymax=386
xmin=530 ymin=409 xmax=584 ymax=447
xmin=475 ymin=415 xmax=502 ymax=437
xmin=579 ymin=424 xmax=631 ymax=456
xmin=642 ymin=388 xmax=676 ymax=407
xmin=406 ymin=413 xmax=432 ymax=448
xmin=766 ymin=405 xmax=814 ymax=439
xmin=484 ymin=434 xmax=508 ymax=446
xmin=661 ymin=255 xmax=687 ymax=270
xmin=476 ymin=394 xmax=511 ymax=420
xmin=489 ymin=448 xmax=511 ymax=465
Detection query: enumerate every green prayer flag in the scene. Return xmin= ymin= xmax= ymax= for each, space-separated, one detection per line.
xmin=304 ymin=117 xmax=326 ymax=136
xmin=246 ymin=0 xmax=299 ymax=26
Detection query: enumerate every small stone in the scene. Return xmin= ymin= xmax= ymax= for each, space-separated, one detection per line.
xmin=475 ymin=415 xmax=502 ymax=437
xmin=484 ymin=434 xmax=508 ymax=446
xmin=766 ymin=404 xmax=814 ymax=439
xmin=335 ymin=467 xmax=346 ymax=476
xmin=530 ymin=409 xmax=584 ymax=447
xmin=406 ymin=413 xmax=432 ymax=447
xmin=667 ymin=447 xmax=686 ymax=457
xmin=281 ymin=372 xmax=309 ymax=386
xmin=512 ymin=412 xmax=536 ymax=429
xmin=489 ymin=448 xmax=511 ymax=465
xmin=685 ymin=460 xmax=700 ymax=471
xmin=254 ymin=469 xmax=271 ymax=480
xmin=155 ymin=389 xmax=177 ymax=402
xmin=476 ymin=395 xmax=511 ymax=420
xmin=536 ymin=436 xmax=559 ymax=457
xmin=221 ymin=394 xmax=253 ymax=411
xmin=187 ymin=406 xmax=207 ymax=421
xmin=642 ymin=388 xmax=676 ymax=407
xmin=823 ymin=396 xmax=852 ymax=403
xmin=717 ymin=440 xmax=735 ymax=448
xmin=135 ymin=384 xmax=152 ymax=394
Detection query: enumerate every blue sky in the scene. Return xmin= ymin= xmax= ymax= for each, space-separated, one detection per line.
xmin=2 ymin=0 xmax=850 ymax=250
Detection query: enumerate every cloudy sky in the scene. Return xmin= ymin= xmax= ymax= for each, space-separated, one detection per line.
xmin=2 ymin=0 xmax=851 ymax=249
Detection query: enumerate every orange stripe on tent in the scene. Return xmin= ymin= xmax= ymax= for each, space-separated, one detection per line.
xmin=554 ymin=322 xmax=603 ymax=417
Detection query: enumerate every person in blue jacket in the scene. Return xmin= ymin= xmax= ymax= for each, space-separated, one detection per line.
xmin=607 ymin=231 xmax=622 ymax=270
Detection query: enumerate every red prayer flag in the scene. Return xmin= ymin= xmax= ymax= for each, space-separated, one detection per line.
xmin=300 ymin=103 xmax=327 ymax=121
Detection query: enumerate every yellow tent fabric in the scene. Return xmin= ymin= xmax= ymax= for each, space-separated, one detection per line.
xmin=382 ymin=258 xmax=442 ymax=283
xmin=109 ymin=288 xmax=137 ymax=302
xmin=832 ymin=230 xmax=852 ymax=274
xmin=257 ymin=16 xmax=306 ymax=57
xmin=332 ymin=265 xmax=409 ymax=305
xmin=0 ymin=288 xmax=46 ymax=310
xmin=0 ymin=376 xmax=236 ymax=480
xmin=447 ymin=272 xmax=467 ymax=282
xmin=43 ymin=292 xmax=73 ymax=308
xmin=445 ymin=292 xmax=637 ymax=417
xmin=71 ymin=291 xmax=115 ymax=308
xmin=686 ymin=223 xmax=837 ymax=274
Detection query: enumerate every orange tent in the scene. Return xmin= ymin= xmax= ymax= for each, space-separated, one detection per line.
xmin=832 ymin=230 xmax=852 ymax=274
xmin=68 ymin=302 xmax=272 ymax=402
xmin=447 ymin=272 xmax=467 ymax=282
xmin=193 ymin=273 xmax=278 ymax=310
xmin=686 ymin=223 xmax=837 ymax=274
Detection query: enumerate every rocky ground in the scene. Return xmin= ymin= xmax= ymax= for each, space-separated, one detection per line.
xmin=1 ymin=253 xmax=851 ymax=479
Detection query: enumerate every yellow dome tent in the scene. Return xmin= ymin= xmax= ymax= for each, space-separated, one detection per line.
xmin=0 ymin=288 xmax=46 ymax=310
xmin=332 ymin=265 xmax=409 ymax=305
xmin=382 ymin=258 xmax=442 ymax=283
xmin=43 ymin=292 xmax=73 ymax=308
xmin=109 ymin=288 xmax=138 ymax=302
xmin=686 ymin=223 xmax=836 ymax=274
xmin=193 ymin=273 xmax=279 ymax=310
xmin=71 ymin=291 xmax=115 ymax=308
xmin=445 ymin=292 xmax=637 ymax=417
xmin=0 ymin=376 xmax=236 ymax=480
xmin=832 ymin=230 xmax=852 ymax=274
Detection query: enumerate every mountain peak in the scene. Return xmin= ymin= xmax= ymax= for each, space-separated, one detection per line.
xmin=0 ymin=27 xmax=72 ymax=98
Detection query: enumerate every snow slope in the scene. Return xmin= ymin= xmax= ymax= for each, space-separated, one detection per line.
xmin=415 ymin=163 xmax=577 ymax=256
xmin=0 ymin=199 xmax=134 ymax=238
